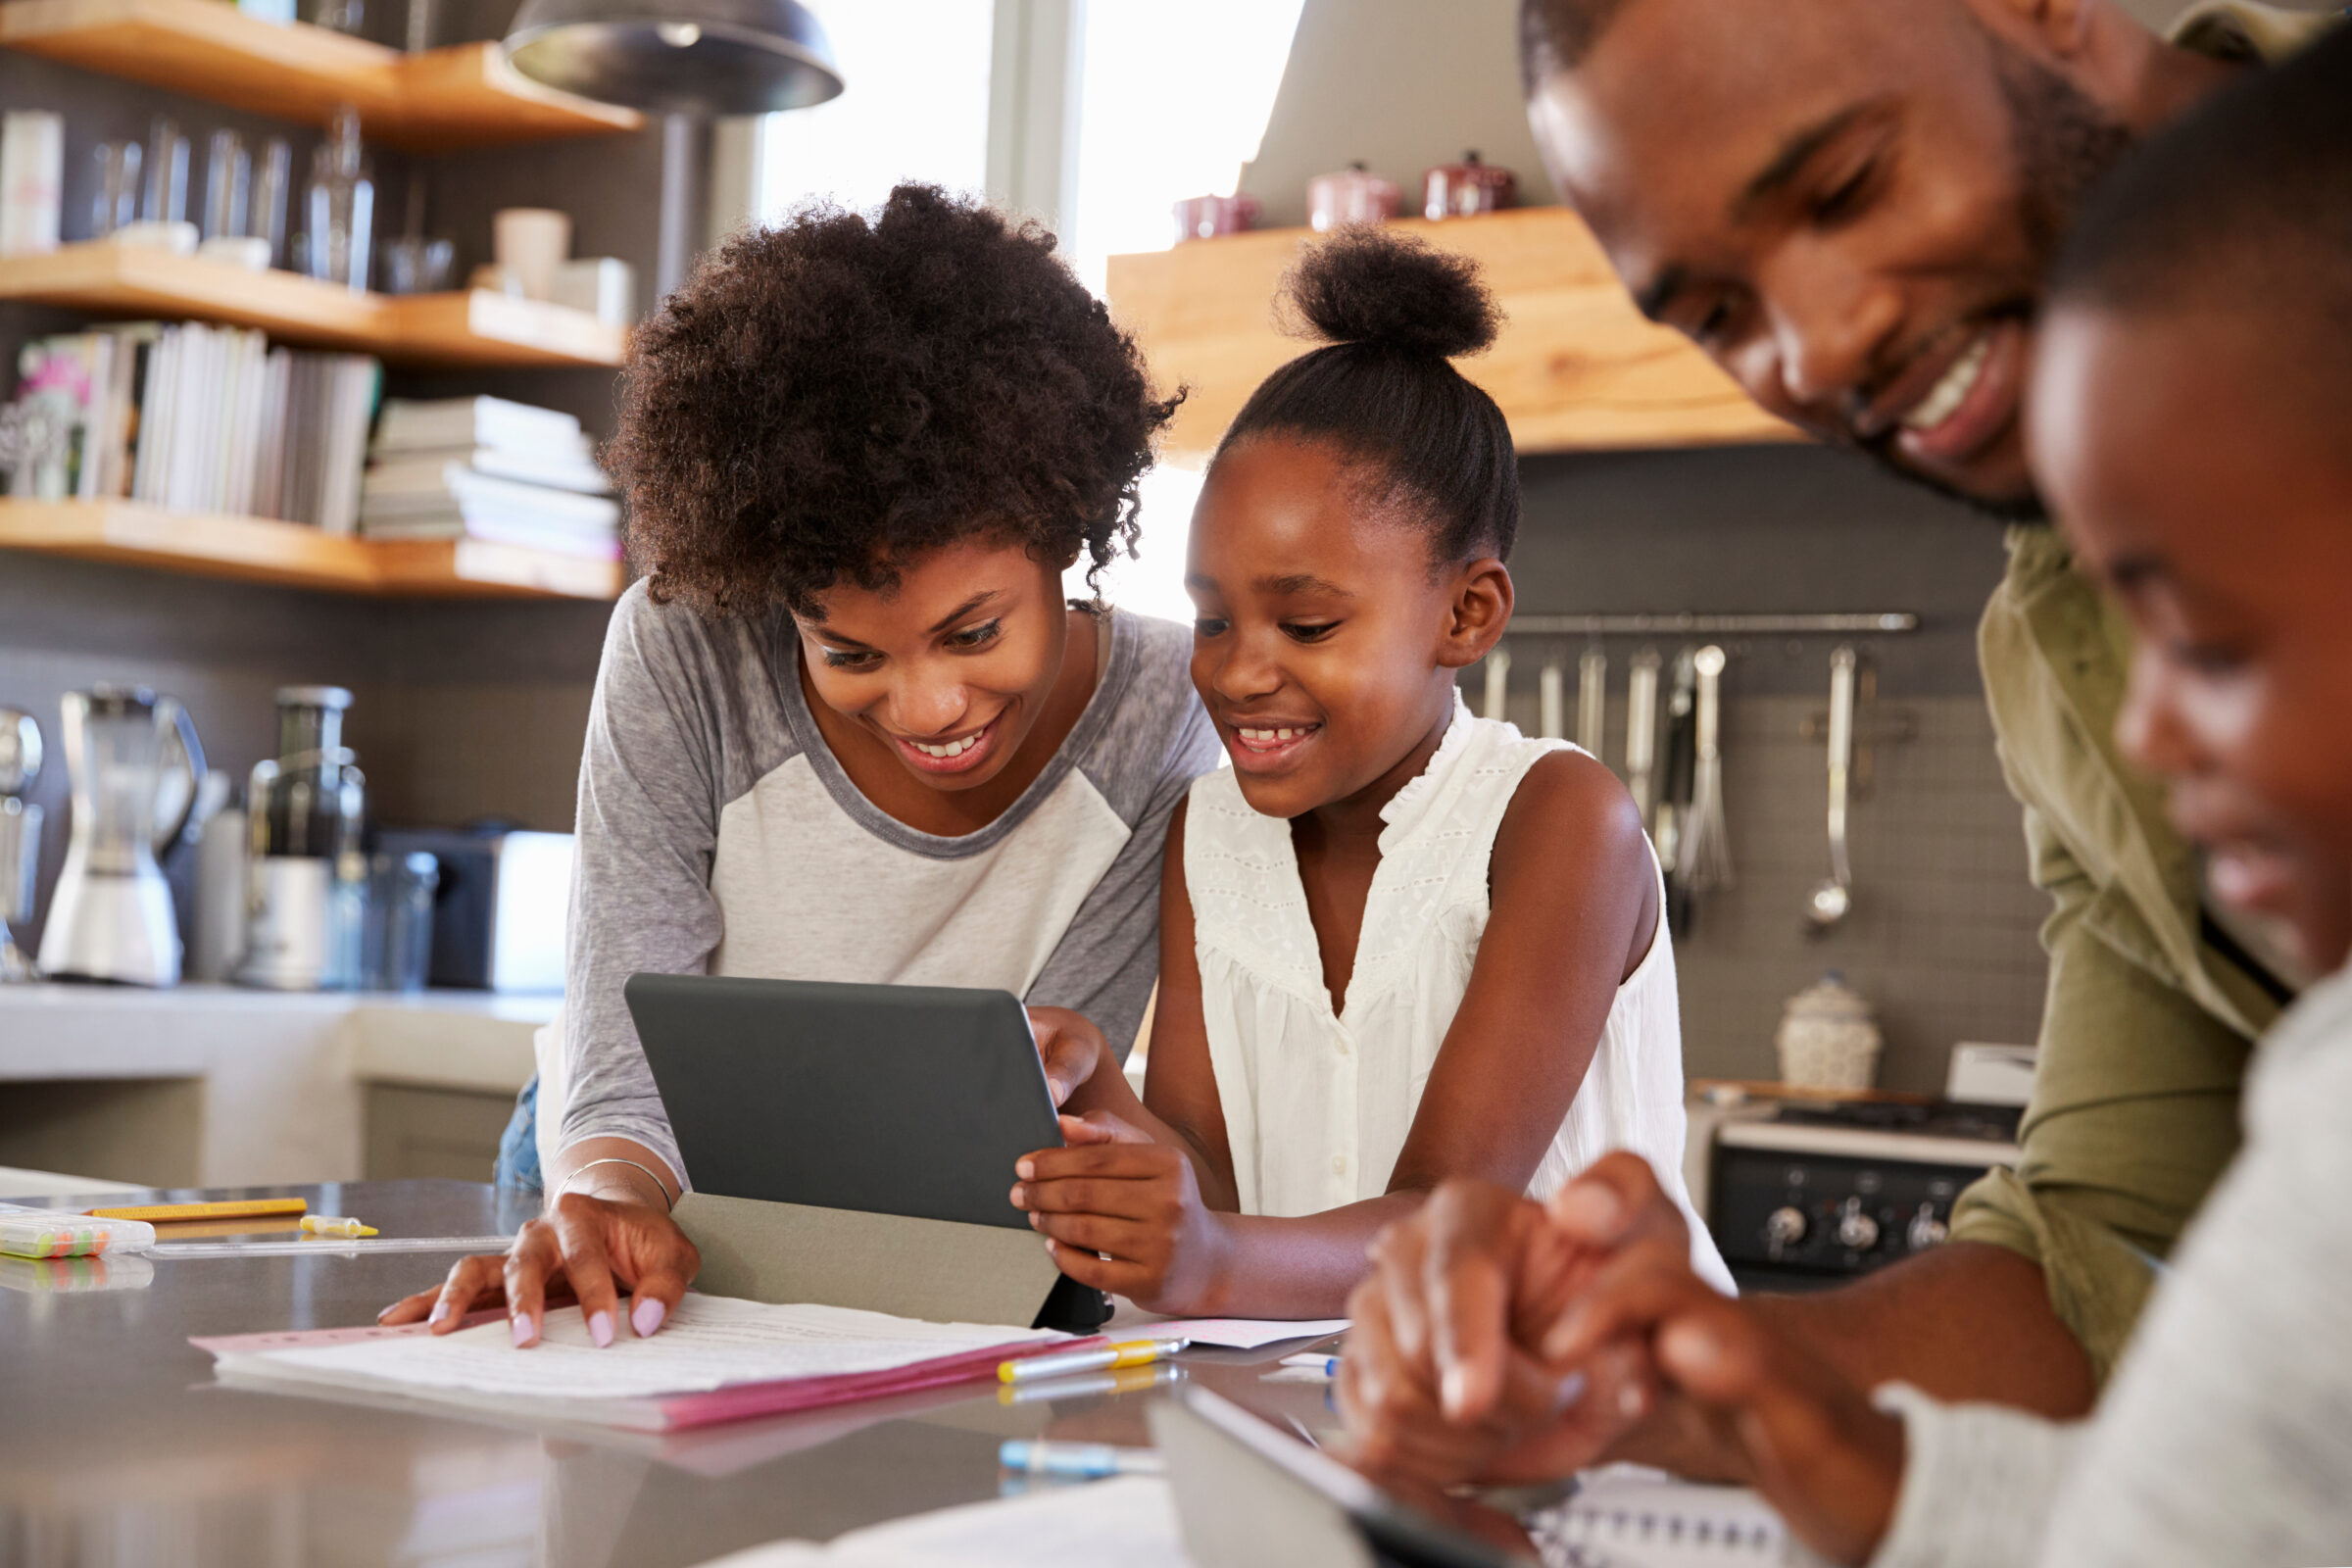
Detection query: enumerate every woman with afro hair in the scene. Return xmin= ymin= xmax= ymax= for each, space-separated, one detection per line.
xmin=380 ymin=184 xmax=1218 ymax=1347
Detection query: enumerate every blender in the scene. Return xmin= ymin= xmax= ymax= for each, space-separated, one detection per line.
xmin=37 ymin=687 xmax=207 ymax=987
xmin=239 ymin=686 xmax=368 ymax=991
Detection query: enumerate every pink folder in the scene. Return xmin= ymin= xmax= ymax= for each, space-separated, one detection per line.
xmin=194 ymin=1316 xmax=1103 ymax=1433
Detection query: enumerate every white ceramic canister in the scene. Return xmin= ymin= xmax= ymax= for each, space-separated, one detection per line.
xmin=1775 ymin=972 xmax=1883 ymax=1091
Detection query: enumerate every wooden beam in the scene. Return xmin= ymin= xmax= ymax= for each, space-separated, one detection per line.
xmin=1104 ymin=209 xmax=1796 ymax=461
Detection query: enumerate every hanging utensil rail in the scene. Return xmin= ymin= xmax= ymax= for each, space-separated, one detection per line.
xmin=1509 ymin=612 xmax=1918 ymax=636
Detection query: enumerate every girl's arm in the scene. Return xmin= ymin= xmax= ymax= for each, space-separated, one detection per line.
xmin=1056 ymin=799 xmax=1244 ymax=1209
xmin=1024 ymin=752 xmax=1658 ymax=1317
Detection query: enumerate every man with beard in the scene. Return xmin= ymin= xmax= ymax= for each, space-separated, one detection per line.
xmin=1332 ymin=0 xmax=2341 ymax=1484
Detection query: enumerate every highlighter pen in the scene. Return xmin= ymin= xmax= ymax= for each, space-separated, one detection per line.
xmin=999 ymin=1361 xmax=1185 ymax=1405
xmin=300 ymin=1215 xmax=378 ymax=1238
xmin=998 ymin=1440 xmax=1166 ymax=1479
xmin=999 ymin=1336 xmax=1190 ymax=1386
xmin=1277 ymin=1353 xmax=1342 ymax=1378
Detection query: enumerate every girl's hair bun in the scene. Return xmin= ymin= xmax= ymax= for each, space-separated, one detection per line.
xmin=1280 ymin=225 xmax=1502 ymax=360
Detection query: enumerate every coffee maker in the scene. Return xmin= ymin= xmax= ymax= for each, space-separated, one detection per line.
xmin=0 ymin=708 xmax=41 ymax=982
xmin=37 ymin=686 xmax=207 ymax=987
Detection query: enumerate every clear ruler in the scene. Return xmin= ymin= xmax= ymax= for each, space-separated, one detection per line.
xmin=149 ymin=1234 xmax=514 ymax=1258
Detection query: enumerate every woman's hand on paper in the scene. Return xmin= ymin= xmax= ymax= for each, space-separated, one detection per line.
xmin=375 ymin=1192 xmax=701 ymax=1351
xmin=1009 ymin=1138 xmax=1234 ymax=1313
xmin=1027 ymin=1005 xmax=1106 ymax=1108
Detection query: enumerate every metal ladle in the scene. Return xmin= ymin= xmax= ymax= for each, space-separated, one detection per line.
xmin=1808 ymin=646 xmax=1857 ymax=929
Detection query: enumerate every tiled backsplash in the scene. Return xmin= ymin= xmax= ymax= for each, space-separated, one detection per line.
xmin=1667 ymin=691 xmax=2045 ymax=1094
xmin=1473 ymin=672 xmax=2048 ymax=1096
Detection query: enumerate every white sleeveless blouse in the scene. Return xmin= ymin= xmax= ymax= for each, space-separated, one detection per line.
xmin=1185 ymin=697 xmax=1735 ymax=1295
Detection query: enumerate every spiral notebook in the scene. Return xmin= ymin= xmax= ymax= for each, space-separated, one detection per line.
xmin=1533 ymin=1467 xmax=1789 ymax=1567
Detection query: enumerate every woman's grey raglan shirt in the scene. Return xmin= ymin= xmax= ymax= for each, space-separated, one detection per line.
xmin=555 ymin=582 xmax=1219 ymax=1189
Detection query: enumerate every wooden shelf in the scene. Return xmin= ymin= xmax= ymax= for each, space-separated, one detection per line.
xmin=0 ymin=243 xmax=627 ymax=367
xmin=0 ymin=499 xmax=623 ymax=600
xmin=1104 ymin=208 xmax=1798 ymax=461
xmin=0 ymin=0 xmax=642 ymax=150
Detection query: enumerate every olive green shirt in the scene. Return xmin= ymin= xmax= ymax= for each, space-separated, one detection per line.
xmin=1950 ymin=530 xmax=2293 ymax=1382
xmin=1941 ymin=1 xmax=2337 ymax=1387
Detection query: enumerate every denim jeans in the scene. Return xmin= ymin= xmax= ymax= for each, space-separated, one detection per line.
xmin=492 ymin=1072 xmax=543 ymax=1193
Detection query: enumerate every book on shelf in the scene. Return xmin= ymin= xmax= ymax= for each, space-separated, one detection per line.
xmin=360 ymin=514 xmax=624 ymax=563
xmin=365 ymin=445 xmax=612 ymax=497
xmin=9 ymin=322 xmax=380 ymax=534
xmin=360 ymin=445 xmax=620 ymax=560
xmin=374 ymin=396 xmax=588 ymax=459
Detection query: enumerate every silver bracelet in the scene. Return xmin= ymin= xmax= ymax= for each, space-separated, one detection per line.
xmin=561 ymin=1156 xmax=676 ymax=1211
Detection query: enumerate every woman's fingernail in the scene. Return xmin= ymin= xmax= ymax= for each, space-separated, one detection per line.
xmin=1440 ymin=1365 xmax=1471 ymax=1417
xmin=1552 ymin=1370 xmax=1589 ymax=1415
xmin=1015 ymin=1158 xmax=1035 ymax=1180
xmin=428 ymin=1300 xmax=451 ymax=1326
xmin=1048 ymin=1079 xmax=1067 ymax=1103
xmin=1009 ymin=1184 xmax=1026 ymax=1207
xmin=588 ymin=1310 xmax=614 ymax=1348
xmin=632 ymin=1298 xmax=666 ymax=1339
xmin=512 ymin=1315 xmax=537 ymax=1348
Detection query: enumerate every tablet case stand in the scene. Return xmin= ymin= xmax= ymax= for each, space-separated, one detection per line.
xmin=674 ymin=1192 xmax=1111 ymax=1334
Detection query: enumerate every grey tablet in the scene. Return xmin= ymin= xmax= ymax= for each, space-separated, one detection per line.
xmin=624 ymin=973 xmax=1062 ymax=1231
xmin=1149 ymin=1386 xmax=1535 ymax=1568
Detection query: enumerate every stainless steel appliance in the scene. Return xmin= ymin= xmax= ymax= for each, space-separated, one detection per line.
xmin=0 ymin=707 xmax=42 ymax=982
xmin=238 ymin=687 xmax=367 ymax=991
xmin=1706 ymin=1098 xmax=2023 ymax=1292
xmin=374 ymin=827 xmax=571 ymax=993
xmin=36 ymin=686 xmax=206 ymax=987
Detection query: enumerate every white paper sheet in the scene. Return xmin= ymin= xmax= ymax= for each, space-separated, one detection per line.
xmin=695 ymin=1476 xmax=1188 ymax=1568
xmin=220 ymin=1295 xmax=1066 ymax=1402
xmin=1138 ymin=1316 xmax=1348 ymax=1350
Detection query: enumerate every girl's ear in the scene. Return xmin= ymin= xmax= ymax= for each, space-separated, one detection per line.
xmin=1437 ymin=559 xmax=1514 ymax=670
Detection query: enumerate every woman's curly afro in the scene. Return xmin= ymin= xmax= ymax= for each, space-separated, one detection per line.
xmin=607 ymin=183 xmax=1182 ymax=617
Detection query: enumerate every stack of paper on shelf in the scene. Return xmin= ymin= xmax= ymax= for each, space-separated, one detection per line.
xmin=197 ymin=1295 xmax=1082 ymax=1434
xmin=9 ymin=324 xmax=380 ymax=531
xmin=361 ymin=396 xmax=621 ymax=561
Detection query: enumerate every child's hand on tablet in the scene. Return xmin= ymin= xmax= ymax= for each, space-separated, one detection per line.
xmin=1026 ymin=1005 xmax=1106 ymax=1108
xmin=1009 ymin=1141 xmax=1235 ymax=1313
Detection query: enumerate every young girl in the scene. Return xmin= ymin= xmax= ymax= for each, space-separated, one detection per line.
xmin=1018 ymin=229 xmax=1729 ymax=1317
xmin=383 ymin=185 xmax=1219 ymax=1348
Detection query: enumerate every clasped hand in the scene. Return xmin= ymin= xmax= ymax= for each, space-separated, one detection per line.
xmin=1338 ymin=1153 xmax=1910 ymax=1568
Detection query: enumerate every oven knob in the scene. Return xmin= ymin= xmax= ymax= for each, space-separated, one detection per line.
xmin=1836 ymin=1198 xmax=1881 ymax=1251
xmin=1764 ymin=1206 xmax=1808 ymax=1248
xmin=1907 ymin=1204 xmax=1949 ymax=1251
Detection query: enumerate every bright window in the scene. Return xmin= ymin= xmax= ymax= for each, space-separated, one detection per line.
xmin=756 ymin=1 xmax=996 ymax=220
xmin=1063 ymin=0 xmax=1304 ymax=624
xmin=1064 ymin=0 xmax=1307 ymax=295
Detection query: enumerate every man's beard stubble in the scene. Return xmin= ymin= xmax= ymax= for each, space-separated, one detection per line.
xmin=1854 ymin=38 xmax=2136 ymax=524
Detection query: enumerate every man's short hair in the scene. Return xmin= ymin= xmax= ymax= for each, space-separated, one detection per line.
xmin=1518 ymin=0 xmax=1634 ymax=94
xmin=2047 ymin=25 xmax=2352 ymax=412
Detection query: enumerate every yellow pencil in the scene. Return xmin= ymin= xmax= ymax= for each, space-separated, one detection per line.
xmin=86 ymin=1199 xmax=309 ymax=1223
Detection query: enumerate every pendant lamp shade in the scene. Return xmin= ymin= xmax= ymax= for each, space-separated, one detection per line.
xmin=504 ymin=0 xmax=845 ymax=116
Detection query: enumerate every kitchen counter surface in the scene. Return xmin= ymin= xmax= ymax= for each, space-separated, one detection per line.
xmin=0 ymin=1179 xmax=1345 ymax=1568
xmin=0 ymin=984 xmax=550 ymax=1185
